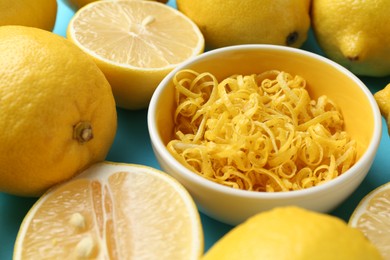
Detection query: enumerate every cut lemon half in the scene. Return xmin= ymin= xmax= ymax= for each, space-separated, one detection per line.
xmin=14 ymin=162 xmax=204 ymax=259
xmin=349 ymin=182 xmax=390 ymax=259
xmin=67 ymin=0 xmax=204 ymax=110
xmin=67 ymin=0 xmax=169 ymax=10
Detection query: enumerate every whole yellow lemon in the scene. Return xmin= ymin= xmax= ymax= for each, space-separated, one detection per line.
xmin=203 ymin=207 xmax=382 ymax=260
xmin=176 ymin=0 xmax=311 ymax=49
xmin=311 ymin=0 xmax=390 ymax=77
xmin=0 ymin=26 xmax=117 ymax=197
xmin=0 ymin=0 xmax=57 ymax=31
xmin=374 ymin=83 xmax=390 ymax=135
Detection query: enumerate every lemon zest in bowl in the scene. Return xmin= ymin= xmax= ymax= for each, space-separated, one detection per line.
xmin=167 ymin=69 xmax=357 ymax=192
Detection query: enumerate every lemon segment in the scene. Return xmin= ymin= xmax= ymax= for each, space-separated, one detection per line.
xmin=67 ymin=0 xmax=204 ymax=109
xmin=349 ymin=182 xmax=390 ymax=259
xmin=13 ymin=162 xmax=204 ymax=259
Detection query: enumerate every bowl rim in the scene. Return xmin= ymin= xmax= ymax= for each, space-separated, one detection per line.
xmin=147 ymin=44 xmax=382 ymax=199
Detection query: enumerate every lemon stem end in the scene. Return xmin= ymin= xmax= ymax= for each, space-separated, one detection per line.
xmin=74 ymin=121 xmax=93 ymax=143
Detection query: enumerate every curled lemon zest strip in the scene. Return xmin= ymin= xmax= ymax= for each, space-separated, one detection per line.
xmin=167 ymin=70 xmax=357 ymax=192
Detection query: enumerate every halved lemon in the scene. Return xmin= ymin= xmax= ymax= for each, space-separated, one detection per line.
xmin=67 ymin=0 xmax=169 ymax=10
xmin=13 ymin=162 xmax=204 ymax=259
xmin=67 ymin=0 xmax=204 ymax=110
xmin=349 ymin=182 xmax=390 ymax=259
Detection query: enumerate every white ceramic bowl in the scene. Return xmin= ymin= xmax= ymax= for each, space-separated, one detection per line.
xmin=147 ymin=45 xmax=382 ymax=226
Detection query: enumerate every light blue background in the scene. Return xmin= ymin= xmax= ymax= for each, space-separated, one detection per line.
xmin=1 ymin=1 xmax=390 ymax=259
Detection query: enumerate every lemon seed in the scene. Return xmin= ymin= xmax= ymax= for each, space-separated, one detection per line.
xmin=69 ymin=212 xmax=86 ymax=230
xmin=76 ymin=236 xmax=94 ymax=258
xmin=142 ymin=15 xmax=155 ymax=26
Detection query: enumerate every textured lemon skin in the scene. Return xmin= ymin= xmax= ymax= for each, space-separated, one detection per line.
xmin=202 ymin=207 xmax=383 ymax=260
xmin=0 ymin=0 xmax=57 ymax=31
xmin=311 ymin=0 xmax=390 ymax=76
xmin=84 ymin=53 xmax=173 ymax=110
xmin=0 ymin=26 xmax=117 ymax=197
xmin=176 ymin=0 xmax=311 ymax=49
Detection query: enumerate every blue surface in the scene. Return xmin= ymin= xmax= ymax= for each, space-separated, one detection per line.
xmin=1 ymin=1 xmax=390 ymax=259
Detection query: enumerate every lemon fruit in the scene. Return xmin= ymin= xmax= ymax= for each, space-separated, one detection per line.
xmin=13 ymin=162 xmax=203 ymax=259
xmin=67 ymin=0 xmax=94 ymax=9
xmin=311 ymin=0 xmax=390 ymax=77
xmin=202 ymin=207 xmax=382 ymax=260
xmin=0 ymin=26 xmax=117 ymax=197
xmin=67 ymin=0 xmax=204 ymax=110
xmin=349 ymin=182 xmax=390 ymax=259
xmin=0 ymin=0 xmax=57 ymax=31
xmin=374 ymin=83 xmax=390 ymax=135
xmin=67 ymin=0 xmax=169 ymax=11
xmin=176 ymin=0 xmax=311 ymax=49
